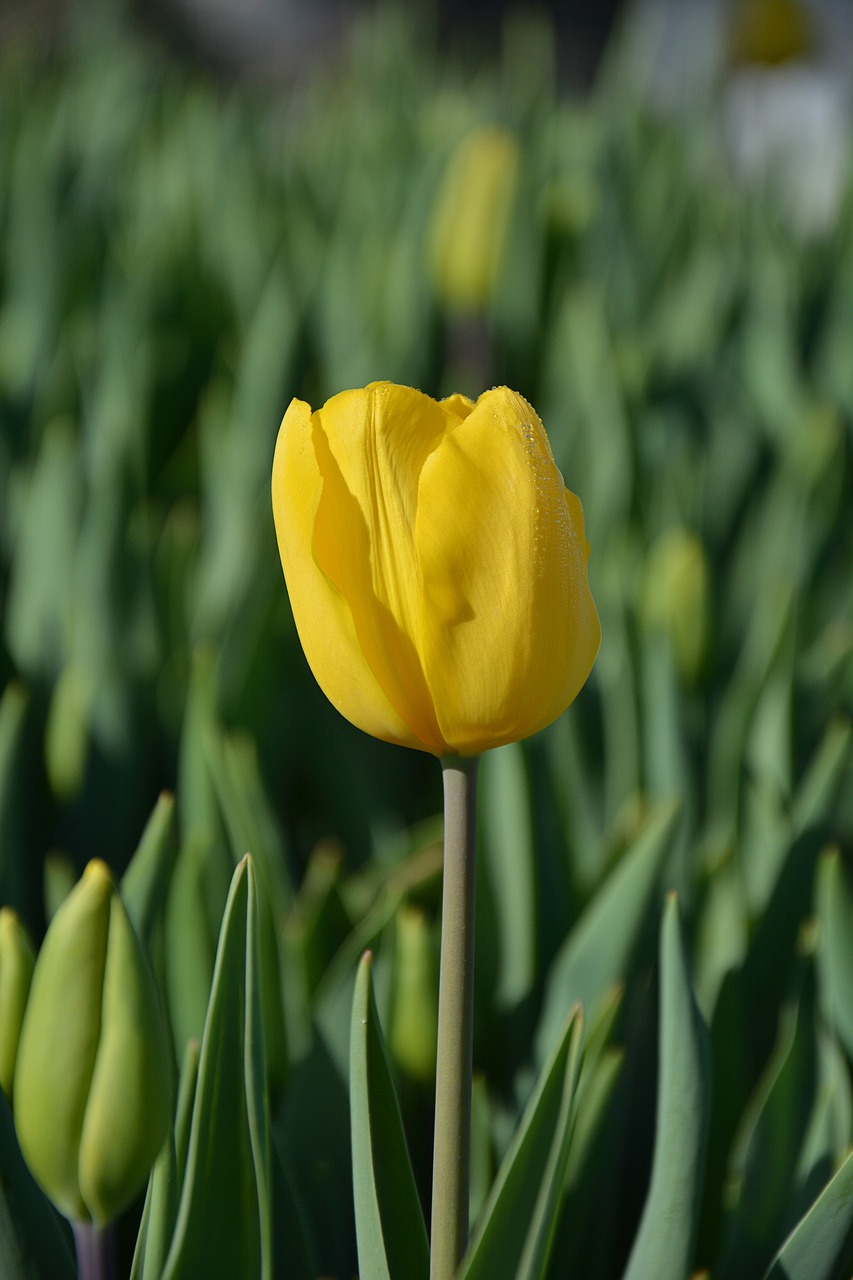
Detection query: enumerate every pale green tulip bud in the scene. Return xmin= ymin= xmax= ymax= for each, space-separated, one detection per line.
xmin=390 ymin=905 xmax=439 ymax=1084
xmin=14 ymin=860 xmax=171 ymax=1226
xmin=428 ymin=126 xmax=519 ymax=315
xmin=0 ymin=908 xmax=35 ymax=1100
xmin=643 ymin=529 xmax=709 ymax=684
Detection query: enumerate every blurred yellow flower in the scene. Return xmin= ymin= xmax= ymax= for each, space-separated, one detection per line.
xmin=643 ymin=527 xmax=709 ymax=683
xmin=428 ymin=126 xmax=519 ymax=314
xmin=272 ymin=382 xmax=600 ymax=756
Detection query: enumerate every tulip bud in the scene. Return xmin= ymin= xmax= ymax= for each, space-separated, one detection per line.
xmin=390 ymin=905 xmax=439 ymax=1084
xmin=643 ymin=529 xmax=709 ymax=684
xmin=14 ymin=860 xmax=171 ymax=1225
xmin=729 ymin=0 xmax=814 ymax=66
xmin=0 ymin=908 xmax=35 ymax=1100
xmin=428 ymin=126 xmax=519 ymax=314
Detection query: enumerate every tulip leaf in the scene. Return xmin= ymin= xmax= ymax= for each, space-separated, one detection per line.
xmin=716 ymin=966 xmax=818 ymax=1280
xmin=0 ymin=682 xmax=31 ymax=919
xmin=536 ymin=799 xmax=678 ymax=1063
xmin=203 ymin=728 xmax=294 ymax=918
xmin=762 ymin=1147 xmax=853 ymax=1280
xmin=162 ymin=856 xmax=272 ymax=1280
xmin=131 ymin=1039 xmax=199 ymax=1280
xmin=121 ymin=791 xmax=177 ymax=950
xmin=621 ymin=893 xmax=711 ymax=1280
xmin=460 ymin=1008 xmax=583 ymax=1280
xmin=0 ymin=1091 xmax=75 ymax=1280
xmin=815 ymin=848 xmax=853 ymax=1061
xmin=349 ymin=950 xmax=429 ymax=1280
xmin=164 ymin=830 xmax=232 ymax=1056
xmin=479 ymin=743 xmax=536 ymax=1011
xmin=130 ymin=1136 xmax=178 ymax=1280
xmin=791 ymin=717 xmax=851 ymax=836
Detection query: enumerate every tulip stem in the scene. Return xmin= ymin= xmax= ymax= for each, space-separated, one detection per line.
xmin=72 ymin=1221 xmax=115 ymax=1280
xmin=430 ymin=755 xmax=480 ymax=1280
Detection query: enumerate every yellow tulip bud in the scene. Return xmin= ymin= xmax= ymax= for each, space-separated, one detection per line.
xmin=13 ymin=860 xmax=171 ymax=1225
xmin=272 ymin=383 xmax=600 ymax=756
xmin=428 ymin=126 xmax=519 ymax=314
xmin=0 ymin=908 xmax=35 ymax=1100
xmin=643 ymin=529 xmax=709 ymax=683
xmin=729 ymin=0 xmax=814 ymax=66
xmin=390 ymin=905 xmax=439 ymax=1084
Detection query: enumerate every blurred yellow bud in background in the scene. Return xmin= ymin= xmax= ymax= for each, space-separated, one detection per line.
xmin=729 ymin=0 xmax=815 ymax=66
xmin=13 ymin=860 xmax=171 ymax=1225
xmin=643 ymin=528 xmax=710 ymax=684
xmin=428 ymin=125 xmax=519 ymax=314
xmin=272 ymin=382 xmax=600 ymax=756
xmin=390 ymin=905 xmax=439 ymax=1084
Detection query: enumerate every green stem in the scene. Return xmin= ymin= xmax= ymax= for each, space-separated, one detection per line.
xmin=72 ymin=1221 xmax=115 ymax=1280
xmin=430 ymin=755 xmax=480 ymax=1280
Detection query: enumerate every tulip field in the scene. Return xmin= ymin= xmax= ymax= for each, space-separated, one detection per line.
xmin=1 ymin=5 xmax=853 ymax=1279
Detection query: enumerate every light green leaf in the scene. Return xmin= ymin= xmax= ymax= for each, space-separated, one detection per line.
xmin=536 ymin=800 xmax=678 ymax=1063
xmin=793 ymin=719 xmax=851 ymax=835
xmin=460 ymin=1009 xmax=583 ymax=1280
xmin=479 ymin=743 xmax=536 ymax=1011
xmin=131 ymin=1039 xmax=199 ymax=1280
xmin=164 ymin=830 xmax=232 ymax=1056
xmin=622 ymin=893 xmax=711 ymax=1280
xmin=162 ymin=856 xmax=272 ymax=1280
xmin=815 ymin=848 xmax=853 ymax=1061
xmin=763 ymin=1147 xmax=853 ymax=1280
xmin=349 ymin=950 xmax=429 ymax=1280
xmin=121 ymin=791 xmax=177 ymax=950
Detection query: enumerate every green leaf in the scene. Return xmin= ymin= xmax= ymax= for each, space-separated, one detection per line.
xmin=0 ymin=1091 xmax=75 ymax=1280
xmin=536 ymin=800 xmax=678 ymax=1063
xmin=763 ymin=1147 xmax=853 ymax=1280
xmin=203 ymin=728 xmax=293 ymax=918
xmin=121 ymin=791 xmax=177 ymax=950
xmin=717 ymin=965 xmax=819 ymax=1280
xmin=164 ymin=830 xmax=232 ymax=1056
xmin=793 ymin=718 xmax=852 ymax=835
xmin=131 ymin=1039 xmax=199 ymax=1280
xmin=622 ymin=893 xmax=711 ymax=1280
xmin=349 ymin=950 xmax=429 ymax=1280
xmin=479 ymin=743 xmax=536 ymax=1011
xmin=0 ymin=683 xmax=32 ymax=919
xmin=162 ymin=856 xmax=272 ymax=1280
xmin=815 ymin=848 xmax=853 ymax=1061
xmin=460 ymin=1009 xmax=584 ymax=1280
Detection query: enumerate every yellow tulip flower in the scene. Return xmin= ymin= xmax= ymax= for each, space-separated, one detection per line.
xmin=272 ymin=382 xmax=600 ymax=756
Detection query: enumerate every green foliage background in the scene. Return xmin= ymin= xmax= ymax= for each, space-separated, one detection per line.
xmin=1 ymin=4 xmax=853 ymax=1277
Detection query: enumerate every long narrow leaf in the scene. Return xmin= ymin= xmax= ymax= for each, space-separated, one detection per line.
xmin=763 ymin=1147 xmax=853 ymax=1280
xmin=349 ymin=950 xmax=429 ymax=1280
xmin=536 ymin=800 xmax=678 ymax=1063
xmin=622 ymin=893 xmax=711 ymax=1280
xmin=162 ymin=855 xmax=272 ymax=1280
xmin=460 ymin=1008 xmax=584 ymax=1280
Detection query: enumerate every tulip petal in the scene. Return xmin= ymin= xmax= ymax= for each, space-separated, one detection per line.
xmin=310 ymin=384 xmax=458 ymax=751
xmin=416 ymin=388 xmax=600 ymax=754
xmin=273 ymin=398 xmax=412 ymax=747
xmin=274 ymin=389 xmax=461 ymax=751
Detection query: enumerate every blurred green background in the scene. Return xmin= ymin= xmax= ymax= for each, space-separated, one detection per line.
xmin=1 ymin=0 xmax=853 ymax=1275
